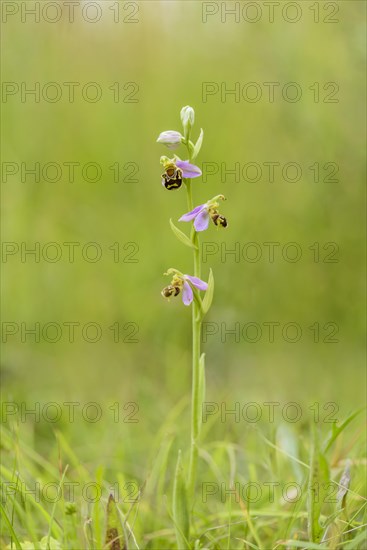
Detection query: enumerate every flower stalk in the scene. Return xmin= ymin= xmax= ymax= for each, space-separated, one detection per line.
xmin=157 ymin=105 xmax=228 ymax=540
xmin=184 ymin=142 xmax=202 ymax=501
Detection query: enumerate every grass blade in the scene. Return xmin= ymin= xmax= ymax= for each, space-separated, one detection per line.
xmin=172 ymin=451 xmax=190 ymax=550
xmin=308 ymin=429 xmax=329 ymax=543
xmin=0 ymin=501 xmax=22 ymax=550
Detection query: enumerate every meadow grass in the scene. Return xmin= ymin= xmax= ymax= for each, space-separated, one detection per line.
xmin=1 ymin=402 xmax=366 ymax=549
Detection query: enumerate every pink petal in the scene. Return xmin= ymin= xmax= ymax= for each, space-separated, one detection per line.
xmin=182 ymin=281 xmax=194 ymax=305
xmin=194 ymin=209 xmax=210 ymax=231
xmin=176 ymin=160 xmax=202 ymax=179
xmin=179 ymin=204 xmax=205 ymax=222
xmin=185 ymin=275 xmax=208 ymax=291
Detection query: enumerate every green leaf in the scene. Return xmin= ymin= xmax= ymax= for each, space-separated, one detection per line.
xmin=192 ymin=128 xmax=204 ymax=160
xmin=169 ymin=219 xmax=197 ymax=250
xmin=172 ymin=451 xmax=190 ymax=550
xmin=105 ymin=493 xmax=125 ymax=550
xmin=201 ymin=269 xmax=214 ymax=316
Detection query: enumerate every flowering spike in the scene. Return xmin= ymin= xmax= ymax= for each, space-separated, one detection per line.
xmin=156 ymin=106 xmax=229 ymax=514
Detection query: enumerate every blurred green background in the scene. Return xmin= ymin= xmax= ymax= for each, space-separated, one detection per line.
xmin=2 ymin=0 xmax=366 ymax=457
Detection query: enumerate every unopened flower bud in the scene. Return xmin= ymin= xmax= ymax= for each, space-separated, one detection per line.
xmin=157 ymin=130 xmax=183 ymax=150
xmin=180 ymin=106 xmax=195 ymax=139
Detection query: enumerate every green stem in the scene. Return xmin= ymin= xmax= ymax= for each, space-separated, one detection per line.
xmin=185 ymin=150 xmax=203 ymax=502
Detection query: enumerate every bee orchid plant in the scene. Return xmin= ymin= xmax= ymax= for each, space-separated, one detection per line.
xmin=157 ymin=106 xmax=228 ymax=547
